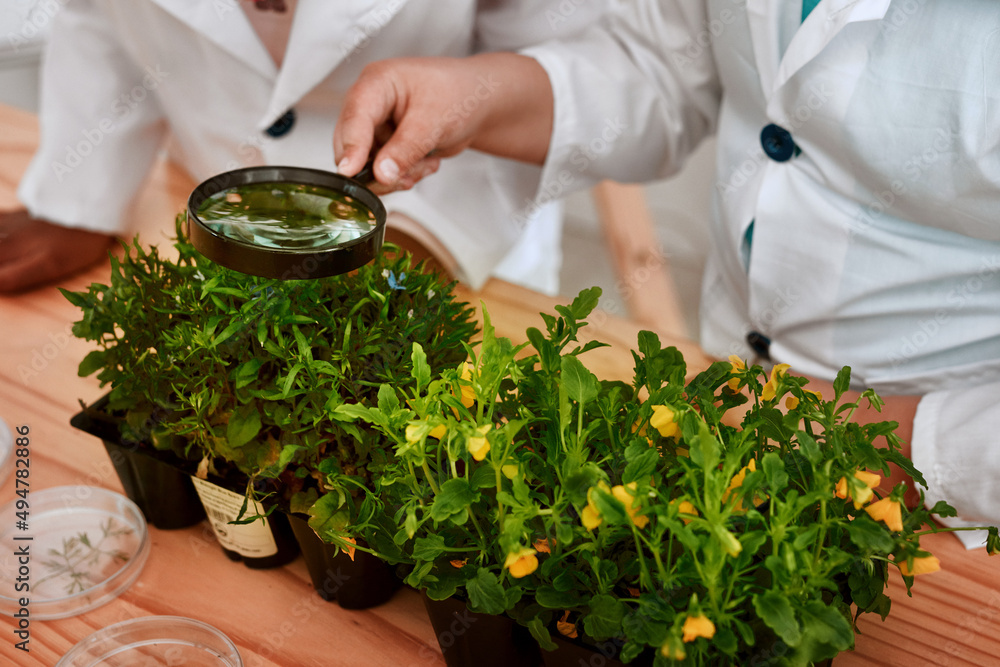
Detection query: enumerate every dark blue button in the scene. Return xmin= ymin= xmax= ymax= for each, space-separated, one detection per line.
xmin=760 ymin=124 xmax=797 ymax=162
xmin=265 ymin=108 xmax=296 ymax=138
xmin=746 ymin=330 xmax=771 ymax=361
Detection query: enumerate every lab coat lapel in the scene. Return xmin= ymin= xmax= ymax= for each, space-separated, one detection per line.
xmin=262 ymin=0 xmax=411 ymax=128
xmin=773 ymin=0 xmax=891 ymax=90
xmin=747 ymin=0 xmax=891 ymax=100
xmin=148 ymin=0 xmax=276 ymax=79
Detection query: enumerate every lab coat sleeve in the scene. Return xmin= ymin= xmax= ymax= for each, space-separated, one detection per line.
xmin=472 ymin=0 xmax=616 ymax=51
xmin=521 ymin=0 xmax=721 ymax=197
xmin=910 ymin=383 xmax=1000 ymax=549
xmin=17 ymin=0 xmax=168 ymax=235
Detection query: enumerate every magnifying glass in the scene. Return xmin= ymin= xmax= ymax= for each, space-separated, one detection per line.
xmin=186 ymin=164 xmax=385 ymax=280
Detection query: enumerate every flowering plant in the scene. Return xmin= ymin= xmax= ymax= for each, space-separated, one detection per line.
xmin=63 ymin=216 xmax=477 ymax=521
xmin=331 ymin=287 xmax=998 ymax=665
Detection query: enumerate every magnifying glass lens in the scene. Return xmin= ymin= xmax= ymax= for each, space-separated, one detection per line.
xmin=196 ymin=182 xmax=377 ymax=251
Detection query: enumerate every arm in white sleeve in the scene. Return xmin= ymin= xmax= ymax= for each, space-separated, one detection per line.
xmin=522 ymin=0 xmax=722 ymax=197
xmin=17 ymin=0 xmax=167 ymax=235
xmin=910 ymin=382 xmax=1000 ymax=548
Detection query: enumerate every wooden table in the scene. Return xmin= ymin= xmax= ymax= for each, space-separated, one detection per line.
xmin=0 ymin=104 xmax=997 ymax=666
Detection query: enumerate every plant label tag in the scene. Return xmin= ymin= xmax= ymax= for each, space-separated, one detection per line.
xmin=190 ymin=477 xmax=278 ymax=558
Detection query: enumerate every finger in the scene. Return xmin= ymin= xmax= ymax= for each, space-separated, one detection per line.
xmin=335 ymin=72 xmax=396 ymax=178
xmin=365 ymin=157 xmax=442 ymax=195
xmin=371 ymin=112 xmax=459 ymax=186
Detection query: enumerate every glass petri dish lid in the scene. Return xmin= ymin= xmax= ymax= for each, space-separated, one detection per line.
xmin=56 ymin=615 xmax=243 ymax=667
xmin=0 ymin=486 xmax=150 ymax=620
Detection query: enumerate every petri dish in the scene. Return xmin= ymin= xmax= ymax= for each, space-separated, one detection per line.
xmin=187 ymin=166 xmax=386 ymax=280
xmin=56 ymin=615 xmax=243 ymax=667
xmin=0 ymin=416 xmax=12 ymax=487
xmin=0 ymin=486 xmax=150 ymax=620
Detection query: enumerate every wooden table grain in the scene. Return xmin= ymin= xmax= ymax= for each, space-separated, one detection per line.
xmin=0 ymin=104 xmax=997 ymax=667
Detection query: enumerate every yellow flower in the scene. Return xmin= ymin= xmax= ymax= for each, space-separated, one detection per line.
xmin=661 ymin=637 xmax=686 ymax=661
xmin=581 ymin=483 xmax=609 ymax=531
xmin=466 ymin=424 xmax=491 ymax=462
xmin=504 ymin=547 xmax=538 ymax=578
xmin=785 ymin=388 xmax=822 ymax=410
xmin=429 ymin=423 xmax=447 ymax=440
xmin=761 ymin=363 xmax=791 ymax=402
xmin=723 ymin=459 xmax=763 ymax=511
xmin=866 ymin=497 xmax=904 ymax=532
xmin=716 ymin=527 xmax=743 ymax=557
xmin=404 ymin=423 xmax=422 ymax=443
xmin=501 ymin=464 xmax=519 ymax=480
xmin=835 ymin=470 xmax=881 ymax=509
xmin=898 ymin=555 xmax=941 ymax=576
xmin=727 ymin=354 xmax=745 ymax=392
xmin=650 ymin=405 xmax=680 ymax=439
xmin=458 ymin=361 xmax=475 ymax=408
xmin=581 ymin=504 xmax=602 ymax=531
xmin=671 ymin=499 xmax=699 ymax=525
xmin=612 ymin=482 xmax=649 ymax=529
xmin=449 ymin=559 xmax=467 ymax=569
xmin=681 ymin=614 xmax=716 ymax=643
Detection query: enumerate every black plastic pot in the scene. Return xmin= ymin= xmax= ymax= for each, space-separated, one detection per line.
xmin=541 ymin=631 xmax=649 ymax=667
xmin=71 ymin=398 xmax=206 ymax=530
xmin=287 ymin=513 xmax=400 ymax=609
xmin=422 ymin=594 xmax=543 ymax=667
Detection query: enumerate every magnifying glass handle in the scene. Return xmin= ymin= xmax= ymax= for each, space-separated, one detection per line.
xmin=351 ymin=158 xmax=376 ymax=185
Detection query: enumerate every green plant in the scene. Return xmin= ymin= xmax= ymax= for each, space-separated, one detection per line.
xmin=331 ymin=287 xmax=999 ymax=666
xmin=63 ymin=215 xmax=478 ymax=518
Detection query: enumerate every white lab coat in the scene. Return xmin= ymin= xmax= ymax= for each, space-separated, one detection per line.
xmin=523 ymin=0 xmax=1000 ymax=544
xmin=17 ymin=0 xmax=613 ymax=292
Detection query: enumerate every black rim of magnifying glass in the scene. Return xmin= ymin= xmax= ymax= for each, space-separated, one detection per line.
xmin=186 ymin=165 xmax=385 ymax=280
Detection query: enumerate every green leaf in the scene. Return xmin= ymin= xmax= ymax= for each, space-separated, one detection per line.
xmin=798 ymin=599 xmax=854 ymax=652
xmin=526 ymin=617 xmax=557 ymax=651
xmin=582 ymin=593 xmax=626 ymax=641
xmin=226 ymin=405 xmax=262 ymax=448
xmin=412 ymin=534 xmax=447 ymax=561
xmin=376 ymin=383 xmax=400 ymax=415
xmin=561 ymin=354 xmax=600 ymax=407
xmin=753 ymin=590 xmax=802 ymax=647
xmin=536 ymin=586 xmax=584 ymax=609
xmin=411 ymin=343 xmax=430 ymax=390
xmin=466 ymin=568 xmax=506 ymax=615
xmin=78 ymin=350 xmax=106 ymax=377
xmin=212 ymin=320 xmax=245 ymax=349
xmin=429 ymin=478 xmax=479 ymax=523
xmin=796 ymin=429 xmax=821 ymax=464
xmin=281 ymin=362 xmax=304 ymax=398
xmin=761 ymin=452 xmax=789 ymax=492
xmin=233 ymin=358 xmax=264 ymax=389
xmin=833 ymin=366 xmax=852 ymax=399
xmin=623 ymin=447 xmax=659 ymax=485
xmin=568 ymin=286 xmax=601 ymax=320
xmin=846 ymin=515 xmax=896 ymax=553
xmin=688 ymin=419 xmax=720 ymax=472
